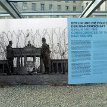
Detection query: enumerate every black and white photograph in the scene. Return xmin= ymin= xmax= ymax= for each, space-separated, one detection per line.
xmin=0 ymin=18 xmax=68 ymax=85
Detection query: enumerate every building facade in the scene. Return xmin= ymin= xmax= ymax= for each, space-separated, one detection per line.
xmin=0 ymin=1 xmax=83 ymax=18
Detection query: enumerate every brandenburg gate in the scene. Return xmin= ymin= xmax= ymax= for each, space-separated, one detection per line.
xmin=13 ymin=44 xmax=43 ymax=74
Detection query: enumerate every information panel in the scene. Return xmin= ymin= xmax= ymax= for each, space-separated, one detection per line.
xmin=68 ymin=18 xmax=107 ymax=84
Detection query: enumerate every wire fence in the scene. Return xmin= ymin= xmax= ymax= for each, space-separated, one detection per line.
xmin=0 ymin=27 xmax=68 ymax=60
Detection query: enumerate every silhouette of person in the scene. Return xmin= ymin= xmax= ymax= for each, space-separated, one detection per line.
xmin=27 ymin=41 xmax=32 ymax=47
xmin=6 ymin=41 xmax=14 ymax=75
xmin=41 ymin=38 xmax=50 ymax=74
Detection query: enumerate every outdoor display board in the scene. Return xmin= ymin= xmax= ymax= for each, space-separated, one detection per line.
xmin=68 ymin=18 xmax=107 ymax=84
xmin=1 ymin=18 xmax=107 ymax=85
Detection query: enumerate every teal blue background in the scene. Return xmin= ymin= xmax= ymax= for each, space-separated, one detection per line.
xmin=68 ymin=18 xmax=107 ymax=84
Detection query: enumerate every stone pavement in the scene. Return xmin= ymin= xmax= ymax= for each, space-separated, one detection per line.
xmin=0 ymin=84 xmax=107 ymax=107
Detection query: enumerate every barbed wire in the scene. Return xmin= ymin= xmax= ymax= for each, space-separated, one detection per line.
xmin=0 ymin=28 xmax=68 ymax=60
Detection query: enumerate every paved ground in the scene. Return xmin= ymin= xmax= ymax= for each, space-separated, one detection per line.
xmin=0 ymin=74 xmax=67 ymax=85
xmin=0 ymin=74 xmax=107 ymax=107
xmin=0 ymin=84 xmax=107 ymax=107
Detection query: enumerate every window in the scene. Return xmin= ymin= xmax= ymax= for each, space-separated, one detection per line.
xmin=57 ymin=5 xmax=61 ymax=10
xmin=73 ymin=0 xmax=76 ymax=3
xmin=65 ymin=0 xmax=69 ymax=3
xmin=73 ymin=6 xmax=76 ymax=11
xmin=97 ymin=7 xmax=100 ymax=11
xmin=41 ymin=4 xmax=45 ymax=11
xmin=32 ymin=3 xmax=36 ymax=11
xmin=82 ymin=6 xmax=84 ymax=11
xmin=73 ymin=15 xmax=77 ymax=18
xmin=86 ymin=2 xmax=89 ymax=6
xmin=49 ymin=4 xmax=52 ymax=10
xmin=65 ymin=6 xmax=69 ymax=11
xmin=22 ymin=2 xmax=27 ymax=10
xmin=14 ymin=2 xmax=18 ymax=7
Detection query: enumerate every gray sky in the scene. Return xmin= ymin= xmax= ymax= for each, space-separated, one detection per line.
xmin=0 ymin=18 xmax=68 ymax=59
xmin=0 ymin=18 xmax=67 ymax=31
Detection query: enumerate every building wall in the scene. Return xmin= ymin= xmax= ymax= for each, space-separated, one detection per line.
xmin=0 ymin=1 xmax=83 ymax=18
xmin=17 ymin=1 xmax=82 ymax=12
